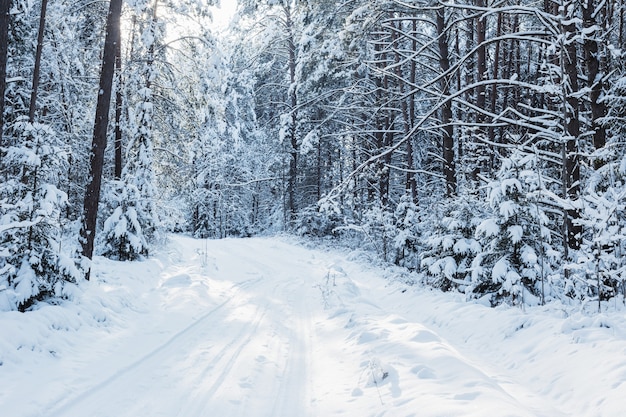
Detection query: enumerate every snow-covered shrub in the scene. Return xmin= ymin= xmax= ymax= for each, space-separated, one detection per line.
xmin=361 ymin=204 xmax=396 ymax=262
xmin=575 ymin=194 xmax=626 ymax=303
xmin=393 ymin=195 xmax=420 ymax=270
xmin=99 ymin=180 xmax=149 ymax=261
xmin=296 ymin=204 xmax=342 ymax=237
xmin=572 ymin=140 xmax=626 ymax=302
xmin=0 ymin=122 xmax=81 ymax=311
xmin=471 ymin=152 xmax=559 ymax=306
xmin=420 ymin=195 xmax=483 ymax=292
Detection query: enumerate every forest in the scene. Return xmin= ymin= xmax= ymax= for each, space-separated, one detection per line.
xmin=0 ymin=0 xmax=625 ymax=312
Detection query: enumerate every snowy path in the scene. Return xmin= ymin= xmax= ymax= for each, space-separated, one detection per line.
xmin=2 ymin=235 xmax=625 ymax=416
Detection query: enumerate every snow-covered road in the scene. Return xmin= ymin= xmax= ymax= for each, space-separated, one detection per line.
xmin=1 ymin=236 xmax=625 ymax=416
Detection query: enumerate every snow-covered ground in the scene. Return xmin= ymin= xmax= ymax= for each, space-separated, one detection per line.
xmin=1 ymin=235 xmax=625 ymax=416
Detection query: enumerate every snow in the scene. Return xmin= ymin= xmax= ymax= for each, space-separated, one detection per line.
xmin=476 ymin=218 xmax=500 ymax=237
xmin=1 ymin=235 xmax=626 ymax=416
xmin=492 ymin=257 xmax=510 ymax=282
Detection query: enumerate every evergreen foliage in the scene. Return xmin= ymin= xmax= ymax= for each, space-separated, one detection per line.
xmin=472 ymin=152 xmax=559 ymax=305
xmin=0 ymin=122 xmax=80 ymax=311
xmin=99 ymin=180 xmax=148 ymax=261
xmin=421 ymin=196 xmax=484 ymax=292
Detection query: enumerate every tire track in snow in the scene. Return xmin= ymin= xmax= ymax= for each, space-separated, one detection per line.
xmin=46 ymin=277 xmax=262 ymax=417
xmin=177 ymin=299 xmax=270 ymax=417
xmin=269 ymin=277 xmax=314 ymax=417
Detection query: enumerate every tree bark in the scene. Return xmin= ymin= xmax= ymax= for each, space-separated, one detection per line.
xmin=80 ymin=0 xmax=123 ymax=277
xmin=284 ymin=3 xmax=298 ymax=224
xmin=561 ymin=2 xmax=582 ymax=251
xmin=437 ymin=7 xmax=456 ymax=197
xmin=114 ymin=22 xmax=122 ymax=179
xmin=475 ymin=0 xmax=487 ymax=121
xmin=392 ymin=19 xmax=415 ymax=201
xmin=0 ymin=0 xmax=11 ymax=147
xmin=473 ymin=0 xmax=488 ymax=185
xmin=488 ymin=11 xmax=502 ymax=145
xmin=407 ymin=18 xmax=417 ymax=202
xmin=582 ymin=0 xmax=607 ymax=159
xmin=28 ymin=0 xmax=47 ymax=123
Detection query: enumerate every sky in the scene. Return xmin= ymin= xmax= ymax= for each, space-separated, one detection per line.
xmin=209 ymin=0 xmax=238 ymax=30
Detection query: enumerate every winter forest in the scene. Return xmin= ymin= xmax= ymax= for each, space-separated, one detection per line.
xmin=1 ymin=0 xmax=626 ymax=312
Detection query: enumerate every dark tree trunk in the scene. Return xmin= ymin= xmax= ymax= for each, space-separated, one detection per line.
xmin=80 ymin=0 xmax=123 ymax=277
xmin=562 ymin=2 xmax=582 ymax=251
xmin=473 ymin=0 xmax=488 ymax=184
xmin=316 ymin=133 xmax=322 ymax=201
xmin=25 ymin=0 xmax=49 ymax=248
xmin=0 ymin=0 xmax=11 ymax=147
xmin=28 ymin=0 xmax=47 ymax=123
xmin=114 ymin=23 xmax=122 ymax=179
xmin=391 ymin=19 xmax=415 ymax=201
xmin=407 ymin=18 xmax=417 ymax=202
xmin=475 ymin=0 xmax=487 ymax=121
xmin=488 ymin=11 xmax=502 ymax=145
xmin=374 ymin=33 xmax=391 ymax=208
xmin=582 ymin=0 xmax=607 ymax=160
xmin=380 ymin=110 xmax=393 ymax=208
xmin=437 ymin=7 xmax=456 ymax=197
xmin=284 ymin=3 xmax=298 ymax=224
xmin=617 ymin=0 xmax=624 ymax=48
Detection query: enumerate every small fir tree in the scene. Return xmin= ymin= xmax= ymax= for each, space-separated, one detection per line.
xmin=471 ymin=152 xmax=558 ymax=306
xmin=393 ymin=195 xmax=420 ymax=270
xmin=99 ymin=180 xmax=149 ymax=261
xmin=420 ymin=195 xmax=483 ymax=292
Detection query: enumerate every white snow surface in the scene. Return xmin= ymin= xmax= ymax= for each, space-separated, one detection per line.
xmin=1 ymin=235 xmax=626 ymax=417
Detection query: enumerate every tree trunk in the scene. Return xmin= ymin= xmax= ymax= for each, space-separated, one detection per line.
xmin=475 ymin=0 xmax=487 ymax=122
xmin=24 ymin=0 xmax=49 ymax=248
xmin=114 ymin=22 xmax=122 ymax=179
xmin=561 ymin=2 xmax=582 ymax=251
xmin=392 ymin=19 xmax=415 ymax=201
xmin=619 ymin=0 xmax=625 ymax=47
xmin=582 ymin=0 xmax=607 ymax=162
xmin=80 ymin=0 xmax=123 ymax=277
xmin=473 ymin=0 xmax=488 ymax=186
xmin=0 ymin=0 xmax=11 ymax=147
xmin=374 ymin=32 xmax=391 ymax=208
xmin=316 ymin=133 xmax=322 ymax=201
xmin=284 ymin=3 xmax=298 ymax=224
xmin=28 ymin=0 xmax=48 ymax=123
xmin=437 ymin=7 xmax=456 ymax=197
xmin=488 ymin=11 xmax=502 ymax=145
xmin=407 ymin=18 xmax=417 ymax=202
